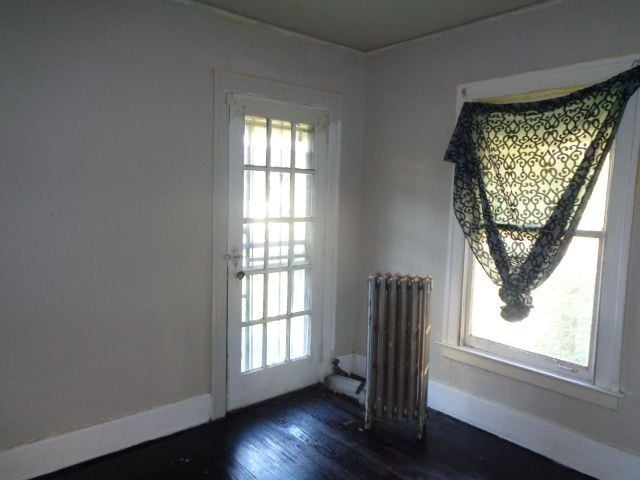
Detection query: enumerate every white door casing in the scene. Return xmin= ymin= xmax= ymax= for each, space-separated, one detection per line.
xmin=211 ymin=72 xmax=342 ymax=417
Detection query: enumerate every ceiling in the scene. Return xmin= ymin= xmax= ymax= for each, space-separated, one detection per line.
xmin=194 ymin=0 xmax=548 ymax=52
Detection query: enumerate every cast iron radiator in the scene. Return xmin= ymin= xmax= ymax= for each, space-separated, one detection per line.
xmin=364 ymin=273 xmax=432 ymax=439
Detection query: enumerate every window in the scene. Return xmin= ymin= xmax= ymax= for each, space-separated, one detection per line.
xmin=442 ymin=57 xmax=640 ymax=407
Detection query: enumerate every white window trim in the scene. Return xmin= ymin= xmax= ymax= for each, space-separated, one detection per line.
xmin=441 ymin=54 xmax=640 ymax=410
xmin=212 ymin=71 xmax=342 ymax=419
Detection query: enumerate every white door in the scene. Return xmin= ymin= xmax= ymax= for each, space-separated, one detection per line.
xmin=226 ymin=94 xmax=329 ymax=410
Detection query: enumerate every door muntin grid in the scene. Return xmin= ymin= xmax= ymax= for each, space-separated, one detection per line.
xmin=240 ymin=116 xmax=315 ymax=373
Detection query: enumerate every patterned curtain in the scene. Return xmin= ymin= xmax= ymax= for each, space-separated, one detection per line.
xmin=445 ymin=66 xmax=640 ymax=321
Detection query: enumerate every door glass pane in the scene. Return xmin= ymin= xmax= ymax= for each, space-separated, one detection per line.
xmin=266 ymin=319 xmax=287 ymax=365
xmin=244 ymin=170 xmax=266 ymax=219
xmin=293 ymin=222 xmax=312 ymax=265
xmin=239 ymin=112 xmax=317 ymax=375
xmin=290 ymin=315 xmax=309 ymax=360
xmin=267 ymin=271 xmax=288 ymax=317
xmin=241 ymin=324 xmax=263 ymax=372
xmin=268 ymin=222 xmax=289 ymax=267
xmin=243 ymin=223 xmax=265 ymax=270
xmin=244 ymin=116 xmax=267 ymax=166
xmin=294 ymin=173 xmax=313 ymax=218
xmin=242 ymin=274 xmax=264 ymax=322
xmin=269 ymin=172 xmax=290 ymax=218
xmin=295 ymin=123 xmax=314 ymax=169
xmin=292 ymin=269 xmax=310 ymax=313
xmin=270 ymin=120 xmax=292 ymax=168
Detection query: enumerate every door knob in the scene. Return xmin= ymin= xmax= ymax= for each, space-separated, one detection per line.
xmin=236 ymin=271 xmax=246 ymax=280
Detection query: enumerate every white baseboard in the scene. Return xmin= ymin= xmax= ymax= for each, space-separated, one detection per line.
xmin=4 ymin=383 xmax=637 ymax=480
xmin=0 ymin=394 xmax=212 ymax=480
xmin=428 ymin=380 xmax=640 ymax=480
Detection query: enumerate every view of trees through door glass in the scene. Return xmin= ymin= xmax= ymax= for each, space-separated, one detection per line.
xmin=240 ymin=115 xmax=314 ymax=372
xmin=467 ymin=154 xmax=612 ymax=367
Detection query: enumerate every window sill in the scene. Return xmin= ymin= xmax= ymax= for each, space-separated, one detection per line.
xmin=437 ymin=342 xmax=622 ymax=410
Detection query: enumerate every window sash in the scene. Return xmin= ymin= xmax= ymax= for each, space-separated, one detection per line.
xmin=461 ymin=242 xmax=599 ymax=382
xmin=461 ymin=183 xmax=610 ymax=383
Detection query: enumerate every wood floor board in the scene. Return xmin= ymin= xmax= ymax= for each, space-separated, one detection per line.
xmin=38 ymin=385 xmax=593 ymax=480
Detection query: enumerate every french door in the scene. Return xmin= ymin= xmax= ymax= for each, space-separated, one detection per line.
xmin=226 ymin=94 xmax=328 ymax=410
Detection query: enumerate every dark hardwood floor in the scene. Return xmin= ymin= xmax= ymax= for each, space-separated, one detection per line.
xmin=40 ymin=385 xmax=593 ymax=480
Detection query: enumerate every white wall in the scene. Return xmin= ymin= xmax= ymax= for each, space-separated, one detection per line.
xmin=0 ymin=0 xmax=365 ymax=451
xmin=360 ymin=0 xmax=640 ymax=456
xmin=5 ymin=0 xmax=640 ymax=464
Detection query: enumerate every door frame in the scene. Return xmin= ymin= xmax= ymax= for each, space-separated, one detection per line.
xmin=211 ymin=71 xmax=342 ymax=419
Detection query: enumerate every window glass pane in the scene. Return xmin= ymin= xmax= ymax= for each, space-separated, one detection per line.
xmin=241 ymin=274 xmax=263 ymax=322
xmin=294 ymin=173 xmax=313 ymax=218
xmin=290 ymin=315 xmax=310 ymax=360
xmin=578 ymin=155 xmax=610 ymax=231
xmin=292 ymin=269 xmax=311 ymax=313
xmin=268 ymin=222 xmax=289 ymax=268
xmin=242 ymin=223 xmax=265 ymax=270
xmin=468 ymin=236 xmax=599 ymax=366
xmin=270 ymin=120 xmax=292 ymax=168
xmin=241 ymin=324 xmax=263 ymax=372
xmin=267 ymin=271 xmax=288 ymax=318
xmin=269 ymin=172 xmax=290 ymax=218
xmin=293 ymin=222 xmax=312 ymax=265
xmin=244 ymin=116 xmax=267 ymax=166
xmin=295 ymin=123 xmax=314 ymax=169
xmin=266 ymin=319 xmax=287 ymax=365
xmin=244 ymin=170 xmax=266 ymax=219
